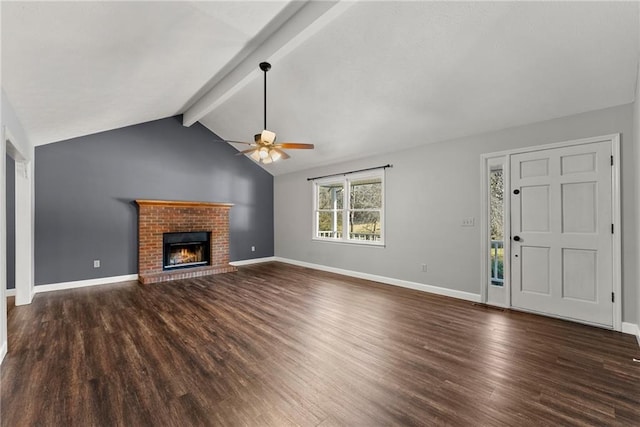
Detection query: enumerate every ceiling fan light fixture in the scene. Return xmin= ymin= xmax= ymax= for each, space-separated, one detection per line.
xmin=269 ymin=149 xmax=282 ymax=162
xmin=261 ymin=129 xmax=276 ymax=145
xmin=250 ymin=150 xmax=261 ymax=162
xmin=259 ymin=147 xmax=270 ymax=159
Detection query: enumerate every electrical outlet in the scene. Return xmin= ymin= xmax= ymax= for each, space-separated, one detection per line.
xmin=461 ymin=217 xmax=475 ymax=227
xmin=93 ymin=260 xmax=100 ymax=268
xmin=421 ymin=263 xmax=427 ymax=272
xmin=251 ymin=246 xmax=256 ymax=252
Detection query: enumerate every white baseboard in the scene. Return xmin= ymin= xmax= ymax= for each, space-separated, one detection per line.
xmin=35 ymin=274 xmax=139 ymax=294
xmin=622 ymin=322 xmax=640 ymax=345
xmin=230 ymin=256 xmax=276 ymax=267
xmin=621 ymin=322 xmax=637 ymax=335
xmin=0 ymin=340 xmax=7 ymax=364
xmin=5 ymin=289 xmax=16 ymax=297
xmin=274 ymin=257 xmax=481 ymax=303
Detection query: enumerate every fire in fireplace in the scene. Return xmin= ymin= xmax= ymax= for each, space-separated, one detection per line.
xmin=163 ymin=231 xmax=211 ymax=270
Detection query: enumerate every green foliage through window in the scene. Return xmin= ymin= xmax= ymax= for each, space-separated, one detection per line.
xmin=314 ymin=173 xmax=384 ymax=243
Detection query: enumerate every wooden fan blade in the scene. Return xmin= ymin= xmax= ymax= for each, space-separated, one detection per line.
xmin=235 ymin=148 xmax=258 ymax=156
xmin=226 ymin=140 xmax=253 ymax=145
xmin=271 ymin=147 xmax=290 ymax=160
xmin=275 ymin=143 xmax=314 ymax=149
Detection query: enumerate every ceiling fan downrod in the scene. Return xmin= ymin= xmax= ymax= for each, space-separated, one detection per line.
xmin=228 ymin=61 xmax=313 ymax=164
xmin=259 ymin=62 xmax=271 ymax=130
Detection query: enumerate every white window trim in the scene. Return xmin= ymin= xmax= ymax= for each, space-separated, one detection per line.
xmin=312 ymin=170 xmax=385 ymax=246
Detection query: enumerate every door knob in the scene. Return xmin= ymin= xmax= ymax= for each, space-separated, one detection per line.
xmin=513 ymin=235 xmax=521 ymax=241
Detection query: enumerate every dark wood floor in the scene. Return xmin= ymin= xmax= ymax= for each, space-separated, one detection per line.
xmin=2 ymin=262 xmax=639 ymax=426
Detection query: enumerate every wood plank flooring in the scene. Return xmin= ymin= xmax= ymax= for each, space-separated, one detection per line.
xmin=2 ymin=262 xmax=639 ymax=426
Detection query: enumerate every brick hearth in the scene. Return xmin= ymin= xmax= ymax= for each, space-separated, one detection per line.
xmin=135 ymin=200 xmax=237 ymax=284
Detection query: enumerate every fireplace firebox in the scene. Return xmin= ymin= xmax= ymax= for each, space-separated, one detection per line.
xmin=163 ymin=231 xmax=211 ymax=271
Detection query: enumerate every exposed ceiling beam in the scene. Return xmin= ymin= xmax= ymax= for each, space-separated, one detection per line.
xmin=182 ymin=0 xmax=354 ymax=127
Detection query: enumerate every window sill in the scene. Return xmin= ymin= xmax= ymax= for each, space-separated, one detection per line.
xmin=312 ymin=237 xmax=385 ymax=248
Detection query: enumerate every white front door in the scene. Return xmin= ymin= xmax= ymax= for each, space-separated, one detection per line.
xmin=510 ymin=141 xmax=613 ymax=327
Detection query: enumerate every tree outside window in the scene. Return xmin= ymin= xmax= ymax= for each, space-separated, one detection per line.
xmin=314 ymin=171 xmax=384 ymax=245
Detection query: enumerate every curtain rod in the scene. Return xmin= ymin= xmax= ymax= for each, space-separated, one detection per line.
xmin=306 ymin=164 xmax=393 ymax=181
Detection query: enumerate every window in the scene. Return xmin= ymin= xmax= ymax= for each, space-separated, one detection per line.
xmin=489 ymin=167 xmax=504 ymax=286
xmin=313 ymin=171 xmax=384 ymax=245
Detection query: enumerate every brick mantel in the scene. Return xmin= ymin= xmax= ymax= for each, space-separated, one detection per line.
xmin=135 ymin=199 xmax=237 ymax=284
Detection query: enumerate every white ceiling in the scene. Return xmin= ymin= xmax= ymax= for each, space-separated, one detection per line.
xmin=1 ymin=1 xmax=294 ymax=145
xmin=2 ymin=1 xmax=639 ymax=176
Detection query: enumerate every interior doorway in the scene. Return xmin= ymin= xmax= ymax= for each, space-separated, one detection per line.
xmin=6 ymin=154 xmax=15 ymax=295
xmin=1 ymin=126 xmax=35 ymax=362
xmin=3 ymin=127 xmax=34 ymax=306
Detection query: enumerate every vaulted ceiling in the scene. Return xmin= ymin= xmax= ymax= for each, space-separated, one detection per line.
xmin=2 ymin=1 xmax=639 ymax=175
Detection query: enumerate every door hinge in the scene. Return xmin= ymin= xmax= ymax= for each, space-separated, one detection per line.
xmin=611 ymin=155 xmax=614 ymax=166
xmin=612 ymin=292 xmax=615 ymax=303
xmin=611 ymin=224 xmax=614 ymax=234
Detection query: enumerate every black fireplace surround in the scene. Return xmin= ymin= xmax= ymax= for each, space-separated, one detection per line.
xmin=163 ymin=231 xmax=211 ymax=271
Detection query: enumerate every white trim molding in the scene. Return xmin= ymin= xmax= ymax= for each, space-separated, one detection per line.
xmin=35 ymin=274 xmax=138 ymax=294
xmin=480 ymin=154 xmax=510 ymax=308
xmin=274 ymin=257 xmax=481 ymax=303
xmin=0 ymin=341 xmax=6 ymax=364
xmin=5 ymin=289 xmax=15 ymax=297
xmin=230 ymin=256 xmax=276 ymax=267
xmin=621 ymin=322 xmax=640 ymax=344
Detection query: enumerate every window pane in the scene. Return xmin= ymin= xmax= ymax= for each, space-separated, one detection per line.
xmin=317 ymin=211 xmax=343 ymax=238
xmin=490 ymin=168 xmax=504 ymax=286
xmin=491 ymin=240 xmax=504 ymax=286
xmin=350 ymin=179 xmax=382 ymax=209
xmin=349 ymin=211 xmax=381 ymax=241
xmin=318 ymin=184 xmax=344 ymax=209
xmin=490 ymin=169 xmax=504 ymax=240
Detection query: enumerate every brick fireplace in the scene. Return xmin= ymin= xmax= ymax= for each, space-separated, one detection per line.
xmin=135 ymin=200 xmax=237 ymax=284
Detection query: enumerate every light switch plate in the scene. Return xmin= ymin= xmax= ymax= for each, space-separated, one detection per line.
xmin=461 ymin=217 xmax=475 ymax=227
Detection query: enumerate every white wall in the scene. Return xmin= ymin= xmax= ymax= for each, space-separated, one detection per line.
xmin=275 ymin=103 xmax=637 ymax=324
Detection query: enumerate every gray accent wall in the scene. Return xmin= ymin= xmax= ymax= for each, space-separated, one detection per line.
xmin=275 ymin=103 xmax=638 ymax=324
xmin=35 ymin=116 xmax=273 ymax=285
xmin=6 ymin=154 xmax=15 ymax=289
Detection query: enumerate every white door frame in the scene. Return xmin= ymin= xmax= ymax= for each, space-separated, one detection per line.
xmin=1 ymin=128 xmax=7 ymax=362
xmin=480 ymin=156 xmax=511 ymax=308
xmin=1 ymin=125 xmax=35 ymax=363
xmin=480 ymin=134 xmax=622 ymax=331
xmin=3 ymin=126 xmax=35 ymax=307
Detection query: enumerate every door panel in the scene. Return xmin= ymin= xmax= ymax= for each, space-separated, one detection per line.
xmin=561 ymin=152 xmax=596 ymax=175
xmin=521 ymin=185 xmax=550 ymax=232
xmin=510 ymin=141 xmax=612 ymax=327
xmin=562 ymin=182 xmax=597 ymax=233
xmin=521 ymin=246 xmax=550 ymax=295
xmin=562 ymin=248 xmax=597 ymax=302
xmin=520 ymin=158 xmax=549 ymax=178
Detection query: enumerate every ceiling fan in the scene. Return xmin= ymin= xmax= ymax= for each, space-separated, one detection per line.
xmin=228 ymin=62 xmax=314 ymax=164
